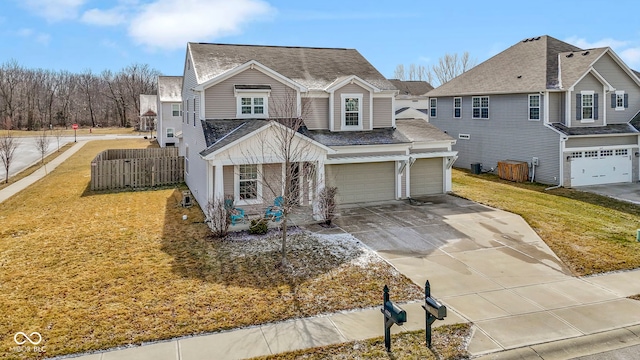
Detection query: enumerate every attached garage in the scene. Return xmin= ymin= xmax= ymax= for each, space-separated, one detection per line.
xmin=410 ymin=158 xmax=444 ymax=196
xmin=326 ymin=162 xmax=396 ymax=204
xmin=570 ymin=148 xmax=632 ymax=186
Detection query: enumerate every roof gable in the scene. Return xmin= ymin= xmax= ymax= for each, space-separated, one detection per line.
xmin=193 ymin=60 xmax=307 ymax=92
xmin=188 ymin=43 xmax=396 ymax=91
xmin=139 ymin=94 xmax=157 ymax=116
xmin=158 ymin=76 xmax=183 ymax=102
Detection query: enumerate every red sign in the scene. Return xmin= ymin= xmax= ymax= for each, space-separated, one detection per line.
xmin=72 ymin=124 xmax=78 ymax=130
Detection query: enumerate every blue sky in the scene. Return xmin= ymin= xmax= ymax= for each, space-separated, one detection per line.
xmin=1 ymin=0 xmax=640 ymax=79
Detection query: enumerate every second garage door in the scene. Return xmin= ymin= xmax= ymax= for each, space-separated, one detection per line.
xmin=570 ymin=148 xmax=632 ymax=187
xmin=326 ymin=162 xmax=396 ymax=204
xmin=410 ymin=158 xmax=444 ymax=196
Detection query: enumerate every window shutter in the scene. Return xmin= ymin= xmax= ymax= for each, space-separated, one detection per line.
xmin=576 ymin=94 xmax=582 ymax=120
xmin=594 ymin=93 xmax=599 ymax=120
xmin=611 ymin=93 xmax=616 ymax=108
xmin=624 ymin=94 xmax=629 ymax=108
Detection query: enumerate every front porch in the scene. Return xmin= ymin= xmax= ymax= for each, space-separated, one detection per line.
xmin=228 ymin=204 xmax=316 ymax=231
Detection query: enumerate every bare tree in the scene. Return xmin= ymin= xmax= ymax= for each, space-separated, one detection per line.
xmin=53 ymin=128 xmax=64 ymax=152
xmin=0 ymin=117 xmax=18 ymax=183
xmin=34 ymin=129 xmax=50 ymax=172
xmin=394 ymin=52 xmax=476 ymax=86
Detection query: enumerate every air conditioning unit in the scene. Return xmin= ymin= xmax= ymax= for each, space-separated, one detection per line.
xmin=181 ymin=190 xmax=192 ymax=207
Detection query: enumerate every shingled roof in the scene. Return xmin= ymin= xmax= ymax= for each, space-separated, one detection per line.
xmin=158 ymin=76 xmax=182 ymax=102
xmin=427 ymin=36 xmax=583 ymax=97
xmin=188 ymin=43 xmax=396 ymax=91
xmin=388 ymin=80 xmax=433 ymax=96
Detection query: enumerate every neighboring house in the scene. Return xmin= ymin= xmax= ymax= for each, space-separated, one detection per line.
xmin=179 ymin=43 xmax=457 ymax=213
xmin=427 ymin=35 xmax=640 ymax=188
xmin=388 ymin=79 xmax=433 ymax=120
xmin=157 ymin=76 xmax=183 ymax=147
xmin=139 ymin=94 xmax=157 ymax=132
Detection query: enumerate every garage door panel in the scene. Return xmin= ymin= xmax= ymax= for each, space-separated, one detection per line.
xmin=410 ymin=158 xmax=444 ymax=196
xmin=570 ymin=149 xmax=631 ymax=186
xmin=326 ymin=162 xmax=395 ymax=204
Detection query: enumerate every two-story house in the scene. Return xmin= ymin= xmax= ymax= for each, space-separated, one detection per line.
xmin=178 ymin=43 xmax=457 ymax=213
xmin=427 ymin=35 xmax=640 ymax=188
xmin=157 ymin=76 xmax=183 ymax=147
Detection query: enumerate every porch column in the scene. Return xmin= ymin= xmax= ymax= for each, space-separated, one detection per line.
xmin=405 ymin=160 xmax=411 ymax=198
xmin=313 ymin=159 xmax=325 ymax=220
xmin=214 ymin=162 xmax=224 ymax=202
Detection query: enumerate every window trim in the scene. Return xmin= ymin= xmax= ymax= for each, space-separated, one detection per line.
xmin=166 ymin=127 xmax=174 ymax=138
xmin=235 ymin=90 xmax=270 ymax=118
xmin=340 ymin=93 xmax=363 ymax=130
xmin=430 ymin=98 xmax=437 ymax=118
xmin=528 ymin=94 xmax=541 ymax=121
xmin=185 ymin=145 xmax=189 ymax=175
xmin=472 ymin=96 xmax=489 ymax=119
xmin=234 ymin=164 xmax=263 ymax=205
xmin=171 ymin=103 xmax=182 ymax=117
xmin=580 ymin=90 xmax=595 ymax=123
xmin=453 ymin=97 xmax=462 ymax=118
xmin=615 ymin=90 xmax=626 ymax=111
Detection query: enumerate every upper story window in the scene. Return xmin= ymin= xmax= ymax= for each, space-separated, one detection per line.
xmin=528 ymin=94 xmax=540 ymax=121
xmin=193 ymin=97 xmax=196 ymax=126
xmin=341 ymin=93 xmax=363 ymax=130
xmin=453 ymin=97 xmax=462 ymax=118
xmin=472 ymin=96 xmax=489 ymax=119
xmin=430 ymin=98 xmax=437 ymax=118
xmin=235 ymin=85 xmax=271 ymax=118
xmin=577 ymin=91 xmax=598 ymax=122
xmin=613 ymin=91 xmax=628 ymax=111
xmin=172 ymin=104 xmax=182 ymax=117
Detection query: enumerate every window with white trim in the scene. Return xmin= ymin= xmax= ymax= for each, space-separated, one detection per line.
xmin=453 ymin=97 xmax=462 ymax=118
xmin=236 ymin=164 xmax=262 ymax=204
xmin=528 ymin=94 xmax=540 ymax=120
xmin=472 ymin=96 xmax=489 ymax=119
xmin=430 ymin=98 xmax=437 ymax=118
xmin=582 ymin=92 xmax=594 ymax=120
xmin=236 ymin=94 xmax=268 ymax=118
xmin=193 ymin=97 xmax=196 ymax=126
xmin=614 ymin=90 xmax=628 ymax=111
xmin=341 ymin=93 xmax=363 ymax=129
xmin=166 ymin=128 xmax=174 ymax=138
xmin=185 ymin=146 xmax=189 ymax=174
xmin=172 ymin=104 xmax=182 ymax=117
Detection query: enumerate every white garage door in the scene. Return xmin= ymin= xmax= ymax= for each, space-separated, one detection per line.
xmin=410 ymin=158 xmax=444 ymax=196
xmin=570 ymin=148 xmax=632 ymax=186
xmin=326 ymin=162 xmax=396 ymax=204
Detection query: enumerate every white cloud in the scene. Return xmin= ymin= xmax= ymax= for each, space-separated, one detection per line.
xmin=564 ymin=36 xmax=628 ymax=50
xmin=620 ymin=47 xmax=640 ymax=69
xmin=20 ymin=0 xmax=86 ymax=22
xmin=81 ymin=8 xmax=127 ymax=26
xmin=16 ymin=28 xmax=51 ymax=45
xmin=127 ymin=0 xmax=275 ymax=50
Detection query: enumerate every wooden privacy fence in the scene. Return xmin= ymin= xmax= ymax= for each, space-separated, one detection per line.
xmin=91 ymin=148 xmax=184 ymax=190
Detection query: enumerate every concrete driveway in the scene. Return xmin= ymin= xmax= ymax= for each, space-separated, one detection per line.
xmin=333 ymin=195 xmax=640 ymax=356
xmin=575 ymin=183 xmax=640 ymax=205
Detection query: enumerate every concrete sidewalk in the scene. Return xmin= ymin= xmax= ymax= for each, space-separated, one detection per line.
xmin=0 ymin=140 xmax=88 ymax=204
xmin=66 ymin=304 xmax=465 ymax=360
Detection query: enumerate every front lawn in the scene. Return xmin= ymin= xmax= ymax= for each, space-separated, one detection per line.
xmin=0 ymin=139 xmax=421 ymax=359
xmin=452 ymin=169 xmax=640 ymax=276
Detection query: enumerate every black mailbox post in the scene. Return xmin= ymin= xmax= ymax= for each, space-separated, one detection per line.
xmin=421 ymin=280 xmax=447 ymax=348
xmin=381 ymin=285 xmax=406 ymax=352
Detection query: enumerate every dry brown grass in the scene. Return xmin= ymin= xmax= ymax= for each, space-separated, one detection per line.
xmin=252 ymin=324 xmax=471 ymax=360
xmin=0 ymin=140 xmax=421 ymax=359
xmin=0 ymin=127 xmax=138 ymax=137
xmin=0 ymin=143 xmax=74 ymax=191
xmin=452 ymin=169 xmax=640 ymax=276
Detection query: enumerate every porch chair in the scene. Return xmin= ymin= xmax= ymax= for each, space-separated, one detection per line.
xmin=224 ymin=199 xmax=245 ymax=225
xmin=264 ymin=196 xmax=284 ymax=222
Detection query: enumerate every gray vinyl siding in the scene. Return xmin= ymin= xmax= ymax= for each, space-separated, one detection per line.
xmin=333 ymin=83 xmax=371 ymax=130
xmin=429 ymin=94 xmax=561 ymax=185
xmin=548 ymin=92 xmax=563 ymax=124
xmin=204 ymin=68 xmax=296 ymax=119
xmin=565 ymin=135 xmax=638 ymax=148
xmin=571 ymin=73 xmax=604 ymax=127
xmin=592 ymin=53 xmax=640 ymax=124
xmin=305 ymin=97 xmax=329 ymax=129
xmin=159 ymin=102 xmax=181 ymax=147
xmin=181 ymin=52 xmax=209 ymax=212
xmin=223 ymin=166 xmax=234 ymax=196
xmin=373 ymin=97 xmax=393 ymax=128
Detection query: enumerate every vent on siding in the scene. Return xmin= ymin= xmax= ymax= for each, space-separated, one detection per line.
xmin=458 ymin=134 xmax=470 ymax=140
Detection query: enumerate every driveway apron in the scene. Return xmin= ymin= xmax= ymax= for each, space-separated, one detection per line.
xmin=334 ymin=196 xmax=640 ymax=356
